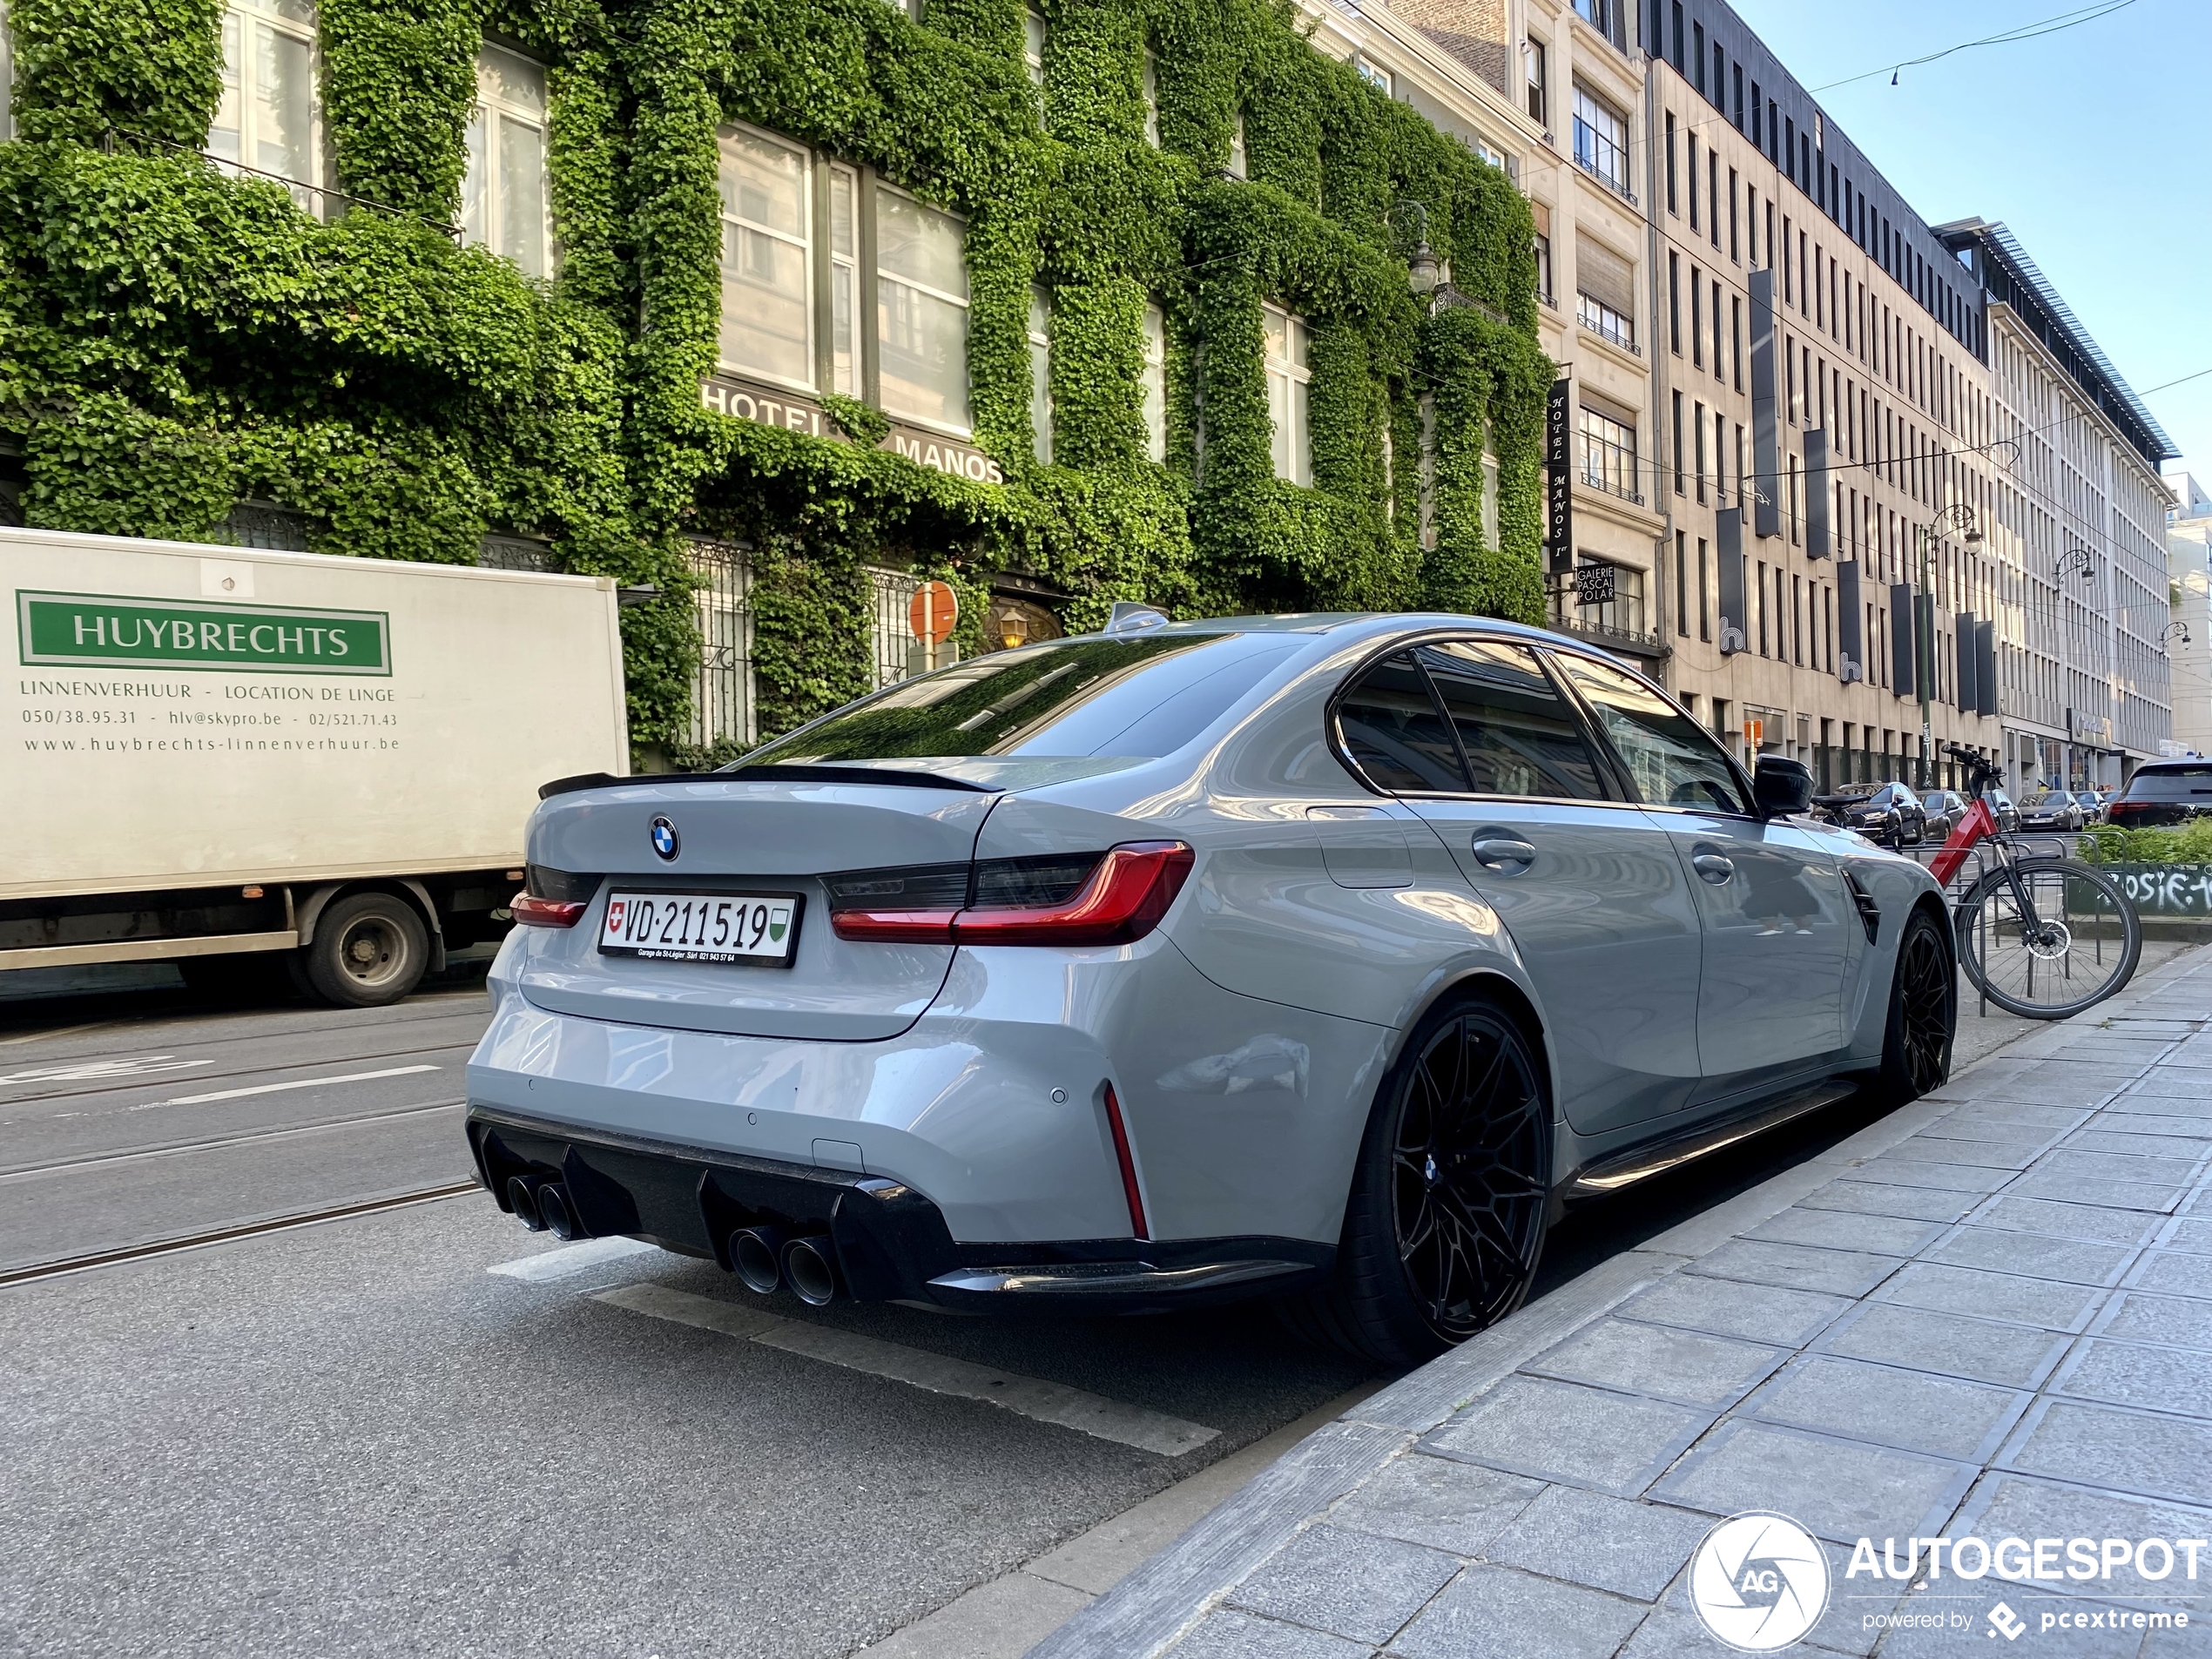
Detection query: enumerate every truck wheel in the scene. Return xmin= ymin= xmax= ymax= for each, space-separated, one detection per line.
xmin=304 ymin=891 xmax=429 ymax=1008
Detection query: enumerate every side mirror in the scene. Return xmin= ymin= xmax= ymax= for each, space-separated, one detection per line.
xmin=1752 ymin=755 xmax=1814 ymax=819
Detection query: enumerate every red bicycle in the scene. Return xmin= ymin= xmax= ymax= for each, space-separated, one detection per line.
xmin=1932 ymin=746 xmax=2141 ymax=1020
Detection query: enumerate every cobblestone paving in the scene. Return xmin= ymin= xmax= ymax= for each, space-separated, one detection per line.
xmin=1033 ymin=947 xmax=2212 ymax=1659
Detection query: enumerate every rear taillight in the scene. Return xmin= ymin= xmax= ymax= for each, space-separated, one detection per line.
xmin=512 ymin=866 xmax=599 ymax=927
xmin=826 ymin=842 xmax=1194 ymax=947
xmin=512 ymin=894 xmax=587 ymax=927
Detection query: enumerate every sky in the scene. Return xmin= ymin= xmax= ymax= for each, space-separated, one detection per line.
xmin=1727 ymin=0 xmax=2212 ymax=491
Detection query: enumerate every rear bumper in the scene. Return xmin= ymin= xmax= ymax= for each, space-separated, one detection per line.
xmin=467 ymin=1108 xmax=1326 ymax=1312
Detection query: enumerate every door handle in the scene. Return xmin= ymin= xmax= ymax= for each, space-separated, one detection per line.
xmin=1691 ymin=851 xmax=1735 ymax=884
xmin=1472 ymin=836 xmax=1537 ymax=870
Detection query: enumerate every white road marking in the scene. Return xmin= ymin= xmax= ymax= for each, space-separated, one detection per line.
xmin=489 ymin=1237 xmax=661 ymax=1282
xmin=591 ymin=1282 xmax=1220 ymax=1457
xmin=153 ymin=1064 xmax=439 ymax=1106
xmin=0 ymin=1055 xmax=212 ymax=1085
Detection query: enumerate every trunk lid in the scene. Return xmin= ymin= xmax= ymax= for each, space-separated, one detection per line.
xmin=514 ymin=774 xmax=1001 ymax=1040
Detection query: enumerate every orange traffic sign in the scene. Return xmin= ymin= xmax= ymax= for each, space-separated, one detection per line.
xmin=909 ymin=580 xmax=958 ymax=644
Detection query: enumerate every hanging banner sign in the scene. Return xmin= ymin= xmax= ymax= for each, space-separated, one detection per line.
xmin=1545 ymin=379 xmax=1573 ymax=575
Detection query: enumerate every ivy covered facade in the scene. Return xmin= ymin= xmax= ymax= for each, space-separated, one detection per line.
xmin=0 ymin=0 xmax=1549 ymax=763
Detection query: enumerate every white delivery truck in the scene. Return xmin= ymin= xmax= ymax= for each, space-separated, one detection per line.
xmin=3 ymin=525 xmax=629 ymax=1005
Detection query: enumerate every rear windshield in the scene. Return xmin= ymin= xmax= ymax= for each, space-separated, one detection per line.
xmin=739 ymin=633 xmax=1303 ymax=763
xmin=2122 ymin=765 xmax=2212 ymax=801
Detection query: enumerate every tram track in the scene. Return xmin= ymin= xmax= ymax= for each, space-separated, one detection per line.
xmin=0 ymin=1180 xmax=481 ymax=1288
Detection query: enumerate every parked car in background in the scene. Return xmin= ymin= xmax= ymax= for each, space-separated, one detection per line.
xmin=1812 ymin=781 xmax=1927 ymax=846
xmin=2016 ymin=790 xmax=2086 ymax=833
xmin=2107 ymin=762 xmax=2212 ymax=828
xmin=468 ymin=611 xmax=1958 ymax=1366
xmin=2083 ymin=790 xmax=2114 ymax=823
xmin=1919 ymin=790 xmax=1969 ymax=840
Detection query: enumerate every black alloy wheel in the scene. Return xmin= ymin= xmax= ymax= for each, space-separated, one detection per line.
xmin=1388 ymin=1010 xmax=1549 ymax=1343
xmin=1876 ymin=907 xmax=1954 ymax=1103
xmin=1282 ymin=997 xmax=1550 ymax=1366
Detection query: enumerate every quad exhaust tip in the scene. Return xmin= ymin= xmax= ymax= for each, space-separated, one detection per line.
xmin=536 ymin=1184 xmax=579 ymax=1242
xmin=781 ymin=1235 xmax=840 ymax=1306
xmin=731 ymin=1226 xmax=787 ymax=1296
xmin=506 ymin=1177 xmax=544 ymax=1231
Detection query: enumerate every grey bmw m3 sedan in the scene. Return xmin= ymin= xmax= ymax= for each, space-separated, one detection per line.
xmin=466 ymin=610 xmax=1955 ymax=1364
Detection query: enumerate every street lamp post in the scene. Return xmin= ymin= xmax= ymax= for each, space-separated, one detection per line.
xmin=1914 ymin=502 xmax=1982 ymax=790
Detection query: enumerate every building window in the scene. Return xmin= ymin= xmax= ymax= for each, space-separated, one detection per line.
xmin=1576 ymin=293 xmax=1634 ymax=353
xmin=1142 ymin=47 xmax=1160 ymax=145
xmin=1689 ymin=269 xmax=1702 ymax=368
xmin=1667 ymin=253 xmax=1680 ymax=354
xmin=1524 ymin=38 xmax=1547 ymax=125
xmin=1687 ymin=132 xmax=1697 ymax=230
xmin=1675 ymin=532 xmax=1689 ymax=636
xmin=690 ymin=539 xmax=758 ymax=751
xmin=0 ymin=0 xmax=12 ymax=144
xmin=212 ymin=0 xmax=324 ymax=209
xmin=1534 ymin=232 xmax=1553 ymax=306
xmin=877 ymin=184 xmax=971 ymax=430
xmin=1263 ymin=303 xmax=1310 ymax=486
xmin=715 ymin=127 xmax=970 ymax=435
xmin=717 ymin=125 xmax=841 ymax=394
xmin=1664 ymin=111 xmax=1677 ymax=213
xmin=1573 ymin=0 xmax=1610 ymax=34
xmin=1576 ymin=557 xmax=1645 ymax=638
xmin=1226 ymin=114 xmax=1248 ymax=179
xmin=1577 ymin=405 xmax=1637 ymax=502
xmin=1028 ymin=286 xmax=1053 ymax=464
xmin=1140 ymin=300 xmax=1168 ymax=462
xmin=463 ymin=45 xmax=554 ymax=279
xmin=1575 ymin=236 xmax=1635 ymax=353
xmin=1481 ymin=429 xmax=1501 ymax=549
xmin=1023 ymin=8 xmax=1046 ymax=88
xmin=1571 ymin=86 xmax=1629 ymax=199
xmin=1693 ymin=400 xmax=1707 ymax=503
xmin=1728 ymin=167 xmax=1738 ymax=263
xmin=1671 ymin=390 xmax=1684 ymax=495
xmin=1354 ymin=55 xmax=1393 ymax=98
xmin=1698 ymin=537 xmax=1711 ymax=640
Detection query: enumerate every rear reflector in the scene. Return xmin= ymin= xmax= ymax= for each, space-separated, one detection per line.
xmin=826 ymin=841 xmax=1194 ymax=946
xmin=1103 ymin=1083 xmax=1149 ymax=1241
xmin=512 ymin=894 xmax=588 ymax=927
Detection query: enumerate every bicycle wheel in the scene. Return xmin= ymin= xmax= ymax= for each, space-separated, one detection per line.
xmin=1954 ymin=858 xmax=2141 ymax=1020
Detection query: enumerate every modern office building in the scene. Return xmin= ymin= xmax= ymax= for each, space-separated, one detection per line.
xmin=1939 ymin=220 xmax=2178 ymax=792
xmin=1639 ymin=0 xmax=2009 ymax=790
xmin=2167 ymin=473 xmax=2212 ymax=759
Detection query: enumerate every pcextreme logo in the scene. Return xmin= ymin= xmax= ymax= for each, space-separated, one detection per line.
xmin=1690 ymin=1512 xmax=1831 ymax=1651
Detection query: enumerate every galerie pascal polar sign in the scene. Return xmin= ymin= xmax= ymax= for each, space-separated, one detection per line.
xmin=17 ymin=590 xmax=393 ymax=676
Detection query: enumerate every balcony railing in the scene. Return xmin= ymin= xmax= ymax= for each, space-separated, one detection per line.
xmin=1577 ymin=432 xmax=1645 ymax=505
xmin=1571 ymin=118 xmax=1635 ymax=202
xmin=1575 ymin=293 xmax=1638 ymax=354
xmin=1554 ymin=612 xmax=1667 ymax=658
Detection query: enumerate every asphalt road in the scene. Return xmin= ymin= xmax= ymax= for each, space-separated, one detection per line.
xmin=0 ymin=945 xmax=2185 ymax=1658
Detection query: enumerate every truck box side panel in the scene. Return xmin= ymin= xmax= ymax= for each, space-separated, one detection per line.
xmin=3 ymin=527 xmax=628 ymax=904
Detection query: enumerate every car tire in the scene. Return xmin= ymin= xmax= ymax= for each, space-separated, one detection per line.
xmin=1875 ymin=906 xmax=1954 ymax=1104
xmin=1282 ymin=993 xmax=1550 ymax=1367
xmin=303 ymin=890 xmax=430 ymax=1008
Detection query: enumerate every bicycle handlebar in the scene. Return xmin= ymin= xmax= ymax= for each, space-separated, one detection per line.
xmin=1941 ymin=745 xmax=2005 ymax=794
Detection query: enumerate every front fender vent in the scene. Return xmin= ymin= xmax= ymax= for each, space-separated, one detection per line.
xmin=1844 ymin=871 xmax=1880 ymax=945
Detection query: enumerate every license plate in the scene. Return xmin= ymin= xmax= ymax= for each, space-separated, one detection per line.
xmin=598 ymin=891 xmax=803 ymax=966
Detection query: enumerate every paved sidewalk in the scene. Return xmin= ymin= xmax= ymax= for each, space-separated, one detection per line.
xmin=1032 ymin=944 xmax=2212 ymax=1659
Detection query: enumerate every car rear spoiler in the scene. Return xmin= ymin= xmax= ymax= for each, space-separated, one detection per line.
xmin=538 ymin=765 xmax=997 ymax=800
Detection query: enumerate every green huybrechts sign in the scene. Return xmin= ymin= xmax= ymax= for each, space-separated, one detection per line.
xmin=17 ymin=591 xmax=392 ymax=676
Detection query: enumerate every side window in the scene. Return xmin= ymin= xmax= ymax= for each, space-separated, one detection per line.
xmin=1417 ymin=639 xmax=1605 ymax=799
xmin=1549 ymin=651 xmax=1752 ymax=815
xmin=1335 ymin=653 xmax=1467 ymax=793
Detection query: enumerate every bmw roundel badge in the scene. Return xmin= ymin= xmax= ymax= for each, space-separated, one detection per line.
xmin=649 ymin=815 xmax=679 ymax=861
